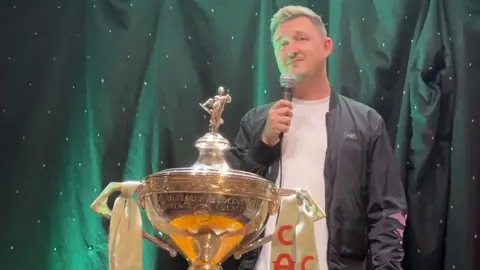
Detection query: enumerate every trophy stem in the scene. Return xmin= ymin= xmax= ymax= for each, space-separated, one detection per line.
xmin=188 ymin=265 xmax=222 ymax=270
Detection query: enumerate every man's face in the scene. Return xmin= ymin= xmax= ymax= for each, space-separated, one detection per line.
xmin=273 ymin=17 xmax=333 ymax=78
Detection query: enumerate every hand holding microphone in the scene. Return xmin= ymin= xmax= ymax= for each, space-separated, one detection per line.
xmin=261 ymin=73 xmax=296 ymax=147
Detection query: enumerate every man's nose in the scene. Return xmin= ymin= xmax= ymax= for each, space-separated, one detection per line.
xmin=287 ymin=51 xmax=298 ymax=60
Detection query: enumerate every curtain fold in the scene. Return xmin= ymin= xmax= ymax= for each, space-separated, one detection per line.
xmin=0 ymin=0 xmax=478 ymax=269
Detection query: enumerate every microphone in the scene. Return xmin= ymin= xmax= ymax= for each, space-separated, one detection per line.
xmin=279 ymin=73 xmax=296 ymax=101
xmin=278 ymin=73 xmax=296 ymax=140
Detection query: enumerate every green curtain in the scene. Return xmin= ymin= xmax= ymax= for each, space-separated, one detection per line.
xmin=1 ymin=0 xmax=479 ymax=269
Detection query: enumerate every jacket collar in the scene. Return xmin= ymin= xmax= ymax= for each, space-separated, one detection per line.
xmin=328 ymin=90 xmax=339 ymax=112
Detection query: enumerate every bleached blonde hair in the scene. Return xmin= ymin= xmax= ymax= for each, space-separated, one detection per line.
xmin=270 ymin=5 xmax=327 ymax=40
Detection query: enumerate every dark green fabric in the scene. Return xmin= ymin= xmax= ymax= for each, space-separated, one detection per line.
xmin=0 ymin=0 xmax=479 ymax=270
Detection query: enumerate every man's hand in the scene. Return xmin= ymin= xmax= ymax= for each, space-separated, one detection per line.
xmin=262 ymin=99 xmax=293 ymax=146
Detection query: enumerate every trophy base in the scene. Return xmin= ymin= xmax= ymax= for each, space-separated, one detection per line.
xmin=188 ymin=265 xmax=222 ymax=270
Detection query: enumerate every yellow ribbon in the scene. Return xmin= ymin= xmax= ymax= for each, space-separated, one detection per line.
xmin=108 ymin=181 xmax=143 ymax=270
xmin=270 ymin=191 xmax=323 ymax=270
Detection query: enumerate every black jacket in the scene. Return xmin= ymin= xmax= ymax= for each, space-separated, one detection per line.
xmin=226 ymin=92 xmax=407 ymax=270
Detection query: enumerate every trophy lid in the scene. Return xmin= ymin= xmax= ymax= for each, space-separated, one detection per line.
xmin=142 ymin=87 xmax=275 ymax=200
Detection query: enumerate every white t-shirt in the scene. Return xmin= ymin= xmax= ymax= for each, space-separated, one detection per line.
xmin=255 ymin=97 xmax=330 ymax=270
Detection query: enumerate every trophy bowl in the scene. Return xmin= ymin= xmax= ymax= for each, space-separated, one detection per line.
xmin=139 ymin=165 xmax=278 ymax=269
xmin=91 ymin=88 xmax=325 ymax=270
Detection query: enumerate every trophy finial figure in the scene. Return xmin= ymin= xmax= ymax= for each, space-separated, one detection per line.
xmin=199 ymin=86 xmax=232 ymax=133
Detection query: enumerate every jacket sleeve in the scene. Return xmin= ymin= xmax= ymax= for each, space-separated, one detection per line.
xmin=367 ymin=117 xmax=407 ymax=270
xmin=225 ymin=110 xmax=280 ymax=176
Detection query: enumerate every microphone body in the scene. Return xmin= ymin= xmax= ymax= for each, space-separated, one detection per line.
xmin=282 ymin=87 xmax=293 ymax=101
xmin=278 ymin=73 xmax=296 ymax=139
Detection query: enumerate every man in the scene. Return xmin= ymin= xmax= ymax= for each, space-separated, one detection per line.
xmin=226 ymin=5 xmax=407 ymax=270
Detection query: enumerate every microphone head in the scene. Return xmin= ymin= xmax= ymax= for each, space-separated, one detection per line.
xmin=279 ymin=73 xmax=296 ymax=88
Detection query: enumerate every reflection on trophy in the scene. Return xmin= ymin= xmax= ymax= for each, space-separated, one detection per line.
xmin=91 ymin=87 xmax=326 ymax=270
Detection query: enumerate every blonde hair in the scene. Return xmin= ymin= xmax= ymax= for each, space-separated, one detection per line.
xmin=270 ymin=5 xmax=327 ymax=39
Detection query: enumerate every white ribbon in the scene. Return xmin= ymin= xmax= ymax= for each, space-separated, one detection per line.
xmin=108 ymin=181 xmax=143 ymax=270
xmin=270 ymin=193 xmax=321 ymax=270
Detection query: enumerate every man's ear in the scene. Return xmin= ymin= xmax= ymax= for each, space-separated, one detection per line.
xmin=324 ymin=37 xmax=333 ymax=56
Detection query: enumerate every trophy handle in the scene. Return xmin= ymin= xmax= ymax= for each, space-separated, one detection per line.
xmin=232 ymin=188 xmax=325 ymax=259
xmin=90 ymin=182 xmax=178 ymax=257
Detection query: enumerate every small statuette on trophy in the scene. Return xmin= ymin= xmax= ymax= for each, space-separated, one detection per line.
xmin=199 ymin=86 xmax=232 ymax=134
